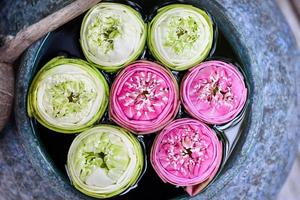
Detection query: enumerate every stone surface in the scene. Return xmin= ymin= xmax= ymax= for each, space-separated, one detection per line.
xmin=276 ymin=1 xmax=300 ymax=199
xmin=0 ymin=0 xmax=299 ymax=200
xmin=0 ymin=0 xmax=73 ymax=36
xmin=277 ymin=151 xmax=300 ymax=200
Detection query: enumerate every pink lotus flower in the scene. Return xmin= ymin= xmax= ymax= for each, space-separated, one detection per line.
xmin=109 ymin=60 xmax=179 ymax=134
xmin=150 ymin=118 xmax=222 ymax=196
xmin=181 ymin=60 xmax=247 ymax=124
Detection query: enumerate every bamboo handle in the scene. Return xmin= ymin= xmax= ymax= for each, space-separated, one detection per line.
xmin=0 ymin=0 xmax=101 ymax=64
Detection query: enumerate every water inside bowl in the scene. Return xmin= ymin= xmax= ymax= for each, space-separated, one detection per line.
xmin=29 ymin=0 xmax=251 ymax=199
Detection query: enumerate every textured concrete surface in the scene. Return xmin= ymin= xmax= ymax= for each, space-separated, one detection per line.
xmin=276 ymin=1 xmax=300 ymax=199
xmin=0 ymin=0 xmax=73 ymax=36
xmin=0 ymin=1 xmax=75 ymax=200
xmin=0 ymin=0 xmax=300 ymax=200
xmin=0 ymin=119 xmax=65 ymax=200
xmin=277 ymin=150 xmax=300 ymax=200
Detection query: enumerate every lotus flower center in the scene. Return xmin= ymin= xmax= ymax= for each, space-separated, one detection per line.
xmin=193 ymin=69 xmax=235 ymax=108
xmin=158 ymin=124 xmax=214 ymax=179
xmin=87 ymin=16 xmax=121 ymax=54
xmin=74 ymin=132 xmax=130 ymax=186
xmin=164 ymin=16 xmax=200 ymax=54
xmin=45 ymin=76 xmax=96 ymax=119
xmin=117 ymin=71 xmax=170 ymax=120
xmin=183 ymin=147 xmax=193 ymax=157
xmin=67 ymin=92 xmax=79 ymax=103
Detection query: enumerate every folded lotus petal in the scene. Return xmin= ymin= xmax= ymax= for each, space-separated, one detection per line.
xmin=80 ymin=2 xmax=147 ymax=72
xmin=181 ymin=60 xmax=247 ymax=124
xmin=148 ymin=4 xmax=214 ymax=71
xmin=27 ymin=57 xmax=109 ymax=133
xmin=185 ymin=140 xmax=222 ymax=196
xmin=151 ymin=118 xmax=222 ymax=190
xmin=67 ymin=125 xmax=144 ymax=198
xmin=109 ymin=60 xmax=179 ymax=134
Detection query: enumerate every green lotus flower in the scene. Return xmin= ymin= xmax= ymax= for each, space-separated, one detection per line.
xmin=80 ymin=3 xmax=147 ymax=72
xmin=27 ymin=57 xmax=109 ymax=133
xmin=67 ymin=125 xmax=144 ymax=198
xmin=148 ymin=4 xmax=214 ymax=71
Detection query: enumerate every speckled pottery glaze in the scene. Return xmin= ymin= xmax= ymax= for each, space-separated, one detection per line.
xmin=1 ymin=0 xmax=297 ymax=199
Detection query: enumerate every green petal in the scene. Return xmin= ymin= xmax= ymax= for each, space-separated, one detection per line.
xmin=67 ymin=125 xmax=144 ymax=198
xmin=27 ymin=56 xmax=109 ymax=133
xmin=148 ymin=4 xmax=214 ymax=71
xmin=80 ymin=3 xmax=147 ymax=72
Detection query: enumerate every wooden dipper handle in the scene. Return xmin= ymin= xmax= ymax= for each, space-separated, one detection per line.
xmin=0 ymin=0 xmax=102 ymax=64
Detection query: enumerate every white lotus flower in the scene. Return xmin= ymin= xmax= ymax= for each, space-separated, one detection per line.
xmin=80 ymin=3 xmax=147 ymax=72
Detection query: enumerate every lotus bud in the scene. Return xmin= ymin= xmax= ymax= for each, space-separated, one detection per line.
xmin=80 ymin=2 xmax=147 ymax=72
xmin=181 ymin=60 xmax=247 ymax=124
xmin=109 ymin=60 xmax=179 ymax=134
xmin=148 ymin=4 xmax=214 ymax=71
xmin=27 ymin=57 xmax=109 ymax=133
xmin=151 ymin=118 xmax=222 ymax=196
xmin=67 ymin=125 xmax=144 ymax=198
